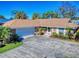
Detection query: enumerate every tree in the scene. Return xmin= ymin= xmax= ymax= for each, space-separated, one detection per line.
xmin=66 ymin=27 xmax=73 ymax=39
xmin=12 ymin=10 xmax=28 ymax=19
xmin=75 ymin=30 xmax=79 ymax=41
xmin=42 ymin=11 xmax=59 ymax=19
xmin=59 ymin=2 xmax=78 ymax=19
xmin=32 ymin=13 xmax=41 ymax=20
xmin=0 ymin=26 xmax=11 ymax=47
xmin=0 ymin=15 xmax=5 ymax=19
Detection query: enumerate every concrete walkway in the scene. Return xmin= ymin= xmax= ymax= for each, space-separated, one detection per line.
xmin=0 ymin=36 xmax=79 ymax=58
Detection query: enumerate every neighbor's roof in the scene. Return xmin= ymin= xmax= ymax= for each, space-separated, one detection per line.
xmin=3 ymin=18 xmax=79 ymax=28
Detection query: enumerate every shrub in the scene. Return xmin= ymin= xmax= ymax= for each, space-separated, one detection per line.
xmin=63 ymin=35 xmax=69 ymax=39
xmin=37 ymin=27 xmax=46 ymax=35
xmin=51 ymin=32 xmax=58 ymax=38
xmin=10 ymin=33 xmax=20 ymax=43
xmin=66 ymin=27 xmax=73 ymax=39
xmin=58 ymin=32 xmax=64 ymax=38
xmin=51 ymin=32 xmax=69 ymax=40
xmin=75 ymin=31 xmax=79 ymax=41
xmin=0 ymin=26 xmax=11 ymax=47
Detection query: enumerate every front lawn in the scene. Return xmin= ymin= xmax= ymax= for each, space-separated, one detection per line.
xmin=0 ymin=42 xmax=23 ymax=53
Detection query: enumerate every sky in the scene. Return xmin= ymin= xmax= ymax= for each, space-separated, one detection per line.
xmin=0 ymin=1 xmax=79 ymax=19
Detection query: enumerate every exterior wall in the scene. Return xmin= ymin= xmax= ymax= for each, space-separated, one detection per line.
xmin=64 ymin=29 xmax=67 ymax=35
xmin=51 ymin=28 xmax=59 ymax=34
xmin=51 ymin=28 xmax=56 ymax=33
xmin=15 ymin=27 xmax=35 ymax=37
xmin=44 ymin=31 xmax=52 ymax=37
xmin=51 ymin=28 xmax=67 ymax=35
xmin=56 ymin=28 xmax=59 ymax=34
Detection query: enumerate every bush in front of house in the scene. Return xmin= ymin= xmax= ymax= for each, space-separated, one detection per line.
xmin=66 ymin=27 xmax=73 ymax=39
xmin=62 ymin=35 xmax=69 ymax=39
xmin=0 ymin=26 xmax=11 ymax=47
xmin=0 ymin=26 xmax=23 ymax=48
xmin=58 ymin=32 xmax=64 ymax=38
xmin=51 ymin=32 xmax=59 ymax=38
xmin=0 ymin=26 xmax=23 ymax=53
xmin=10 ymin=33 xmax=20 ymax=43
xmin=12 ymin=33 xmax=24 ymax=42
xmin=75 ymin=31 xmax=79 ymax=41
xmin=38 ymin=27 xmax=46 ymax=35
xmin=51 ymin=32 xmax=69 ymax=40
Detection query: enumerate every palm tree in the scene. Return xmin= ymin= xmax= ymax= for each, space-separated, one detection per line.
xmin=32 ymin=13 xmax=41 ymax=20
xmin=0 ymin=26 xmax=11 ymax=47
xmin=0 ymin=15 xmax=5 ymax=19
xmin=59 ymin=2 xmax=78 ymax=19
xmin=42 ymin=11 xmax=59 ymax=19
xmin=12 ymin=10 xmax=28 ymax=19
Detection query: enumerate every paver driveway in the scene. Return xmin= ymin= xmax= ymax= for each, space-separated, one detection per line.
xmin=0 ymin=36 xmax=79 ymax=58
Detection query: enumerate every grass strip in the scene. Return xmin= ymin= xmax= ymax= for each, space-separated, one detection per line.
xmin=0 ymin=42 xmax=23 ymax=53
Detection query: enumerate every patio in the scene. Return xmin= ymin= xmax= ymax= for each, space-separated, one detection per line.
xmin=0 ymin=36 xmax=79 ymax=58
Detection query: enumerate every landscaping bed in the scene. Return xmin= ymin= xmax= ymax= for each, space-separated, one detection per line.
xmin=0 ymin=42 xmax=23 ymax=53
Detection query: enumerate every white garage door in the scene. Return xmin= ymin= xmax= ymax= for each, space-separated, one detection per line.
xmin=16 ymin=27 xmax=35 ymax=37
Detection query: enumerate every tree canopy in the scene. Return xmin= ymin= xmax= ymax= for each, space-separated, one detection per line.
xmin=0 ymin=15 xmax=5 ymax=19
xmin=32 ymin=13 xmax=41 ymax=20
xmin=42 ymin=11 xmax=59 ymax=19
xmin=59 ymin=2 xmax=79 ymax=20
xmin=12 ymin=10 xmax=28 ymax=19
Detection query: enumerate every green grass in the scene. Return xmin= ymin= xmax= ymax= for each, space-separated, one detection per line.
xmin=0 ymin=42 xmax=23 ymax=53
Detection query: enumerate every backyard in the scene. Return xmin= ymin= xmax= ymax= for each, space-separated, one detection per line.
xmin=0 ymin=36 xmax=79 ymax=58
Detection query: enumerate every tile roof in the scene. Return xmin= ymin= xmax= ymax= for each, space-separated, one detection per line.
xmin=3 ymin=18 xmax=79 ymax=28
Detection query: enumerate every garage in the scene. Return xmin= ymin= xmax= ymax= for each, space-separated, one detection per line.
xmin=15 ymin=27 xmax=35 ymax=37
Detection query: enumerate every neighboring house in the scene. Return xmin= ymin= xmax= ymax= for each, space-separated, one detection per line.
xmin=3 ymin=18 xmax=79 ymax=37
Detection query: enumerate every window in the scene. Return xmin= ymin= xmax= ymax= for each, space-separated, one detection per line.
xmin=48 ymin=27 xmax=51 ymax=32
xmin=59 ymin=28 xmax=64 ymax=34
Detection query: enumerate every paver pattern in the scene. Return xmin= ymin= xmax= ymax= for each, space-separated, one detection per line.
xmin=0 ymin=36 xmax=79 ymax=58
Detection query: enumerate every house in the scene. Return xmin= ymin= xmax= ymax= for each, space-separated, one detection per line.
xmin=3 ymin=18 xmax=79 ymax=37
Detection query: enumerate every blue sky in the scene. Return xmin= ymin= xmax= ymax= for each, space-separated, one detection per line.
xmin=0 ymin=1 xmax=79 ymax=19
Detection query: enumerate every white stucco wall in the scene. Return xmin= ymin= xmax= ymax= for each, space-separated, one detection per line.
xmin=51 ymin=28 xmax=67 ymax=35
xmin=51 ymin=28 xmax=56 ymax=32
xmin=51 ymin=28 xmax=59 ymax=34
xmin=64 ymin=29 xmax=67 ymax=35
